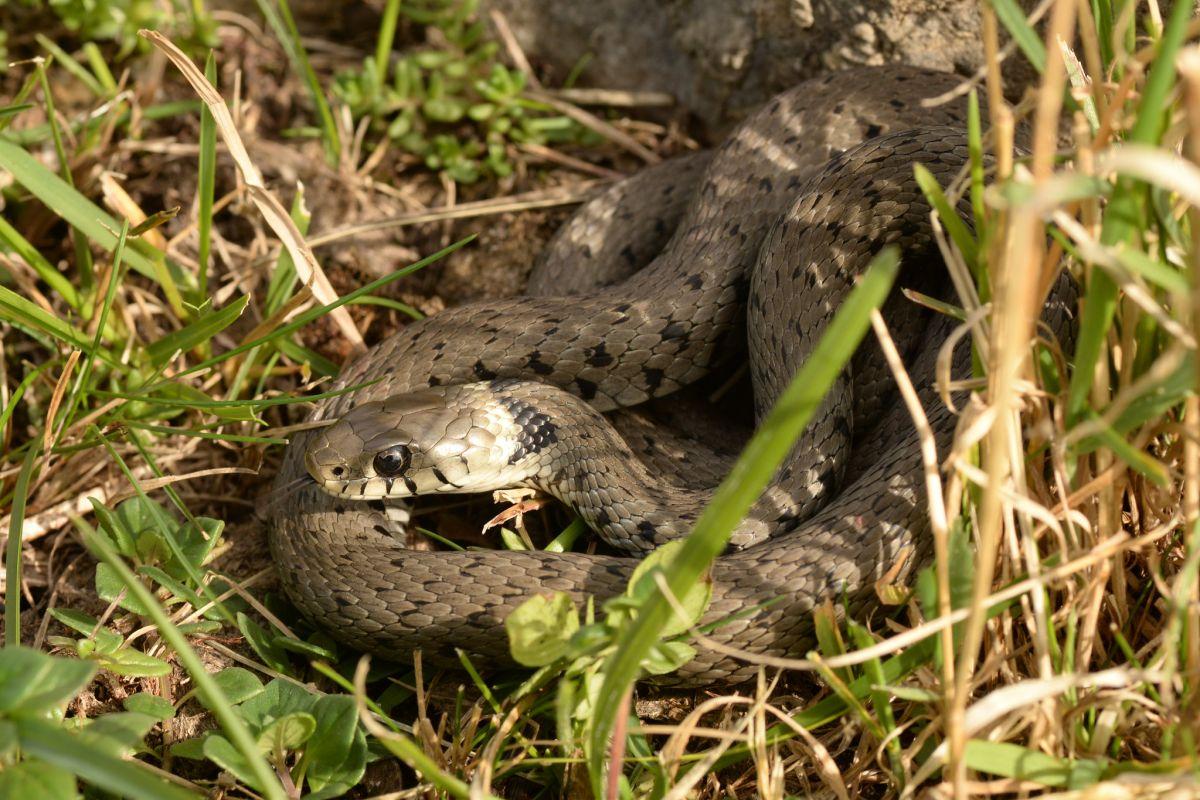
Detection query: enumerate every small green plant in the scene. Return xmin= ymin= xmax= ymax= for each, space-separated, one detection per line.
xmin=332 ymin=0 xmax=597 ymax=183
xmin=0 ymin=0 xmax=215 ymax=65
xmin=0 ymin=647 xmax=195 ymax=798
xmin=171 ymin=672 xmax=369 ymax=799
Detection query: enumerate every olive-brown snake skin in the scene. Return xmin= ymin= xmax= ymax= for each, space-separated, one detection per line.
xmin=269 ymin=66 xmax=1074 ymax=685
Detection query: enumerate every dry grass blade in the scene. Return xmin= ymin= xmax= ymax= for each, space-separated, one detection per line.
xmin=138 ymin=28 xmax=365 ymax=354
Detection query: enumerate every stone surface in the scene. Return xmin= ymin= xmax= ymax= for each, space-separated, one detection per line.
xmin=489 ymin=0 xmax=1000 ymax=136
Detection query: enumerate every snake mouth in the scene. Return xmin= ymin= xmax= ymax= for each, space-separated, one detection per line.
xmin=313 ymin=476 xmax=410 ymax=500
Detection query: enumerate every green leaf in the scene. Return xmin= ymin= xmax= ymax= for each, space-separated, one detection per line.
xmin=506 ymin=592 xmax=580 ymax=667
xmin=203 ymin=734 xmax=265 ymax=791
xmin=15 ymin=717 xmax=200 ymax=800
xmin=964 ymin=740 xmax=1105 ymax=788
xmin=48 ymin=608 xmax=123 ymax=653
xmin=0 ymin=647 xmax=96 ymax=714
xmin=236 ymin=678 xmax=316 ymax=732
xmin=0 ymin=759 xmax=80 ymax=800
xmin=236 ymin=613 xmax=292 ymax=674
xmin=274 ymin=635 xmax=337 ymax=661
xmin=257 ymin=712 xmax=316 ymax=754
xmin=209 ymin=667 xmax=265 ymax=707
xmin=94 ymin=563 xmax=153 ymax=615
xmin=305 ymin=695 xmax=367 ymax=796
xmin=146 ymin=294 xmax=249 ymax=365
xmin=124 ymin=692 xmax=176 ymax=721
xmin=82 ymin=712 xmax=157 ymax=756
xmin=641 ymin=640 xmax=696 ymax=675
xmin=0 ymin=719 xmax=17 ymax=760
xmin=97 ymin=647 xmax=173 ymax=677
xmin=0 ymin=285 xmax=93 ymax=352
xmin=626 ymin=540 xmax=711 ymax=638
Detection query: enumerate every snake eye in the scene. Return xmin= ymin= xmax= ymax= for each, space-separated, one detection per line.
xmin=372 ymin=445 xmax=411 ymax=477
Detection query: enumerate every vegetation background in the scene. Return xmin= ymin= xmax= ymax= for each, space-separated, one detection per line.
xmin=0 ymin=0 xmax=1197 ymax=797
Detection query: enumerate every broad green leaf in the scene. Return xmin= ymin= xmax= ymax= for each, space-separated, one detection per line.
xmin=641 ymin=640 xmax=696 ymax=675
xmin=81 ymin=712 xmax=157 ymax=756
xmin=305 ymin=695 xmax=367 ymax=795
xmin=235 ymin=678 xmax=316 ymax=732
xmin=0 ymin=647 xmax=96 ymax=714
xmin=506 ymin=592 xmax=579 ymax=667
xmin=209 ymin=667 xmax=265 ymax=707
xmin=97 ymin=647 xmax=173 ymax=677
xmin=0 ymin=719 xmax=18 ymax=759
xmin=257 ymin=712 xmax=316 ymax=754
xmin=0 ymin=759 xmax=80 ymax=800
xmin=203 ymin=734 xmax=265 ymax=791
xmin=274 ymin=635 xmax=337 ymax=660
xmin=15 ymin=717 xmax=200 ymax=800
xmin=124 ymin=692 xmax=176 ymax=720
xmin=627 ymin=540 xmax=711 ymax=638
xmin=48 ymin=608 xmax=123 ymax=653
xmin=94 ymin=563 xmax=153 ymax=615
xmin=236 ymin=614 xmax=292 ymax=675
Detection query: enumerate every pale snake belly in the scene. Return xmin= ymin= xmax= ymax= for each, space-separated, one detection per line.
xmin=268 ymin=65 xmax=1074 ymax=685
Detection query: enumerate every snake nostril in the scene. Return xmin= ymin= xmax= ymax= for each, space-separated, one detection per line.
xmin=331 ymin=466 xmax=344 ymax=477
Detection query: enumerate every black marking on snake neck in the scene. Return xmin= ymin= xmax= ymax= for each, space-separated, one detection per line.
xmin=490 ymin=383 xmax=559 ymax=464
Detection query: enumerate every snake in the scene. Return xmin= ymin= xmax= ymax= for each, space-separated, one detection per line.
xmin=268 ymin=65 xmax=1075 ymax=685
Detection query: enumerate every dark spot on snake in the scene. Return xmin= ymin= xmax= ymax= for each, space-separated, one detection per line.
xmin=836 ymin=415 xmax=852 ymax=444
xmin=758 ymin=176 xmax=773 ymax=192
xmin=383 ymin=365 xmax=396 ymax=375
xmin=545 ymin=326 xmax=559 ymax=336
xmin=727 ymin=222 xmax=740 ymax=237
xmin=620 ymin=245 xmax=637 ymax=265
xmin=654 ymin=218 xmax=666 ymax=236
xmin=581 ymin=244 xmax=593 ymax=259
xmin=661 ymin=321 xmax=687 ymax=340
xmin=643 ymin=367 xmax=665 ymax=391
xmin=865 ymin=123 xmax=883 ymax=138
xmin=384 ymin=478 xmax=395 ymax=494
xmin=499 ymin=395 xmax=559 ymax=463
xmin=402 ymin=476 xmax=418 ymax=493
xmin=574 ymin=378 xmax=598 ymax=400
xmin=357 ymin=483 xmax=367 ymax=496
xmin=331 ymin=466 xmax=344 ymax=476
xmin=833 ymin=102 xmax=844 ymax=113
xmin=372 ymin=524 xmax=390 ymax=536
xmin=636 ymin=520 xmax=658 ymax=540
xmin=432 ymin=341 xmax=445 ymax=350
xmin=594 ymin=507 xmax=612 ymax=526
xmin=784 ymin=134 xmax=799 ymax=145
xmin=336 ymin=505 xmax=349 ymax=514
xmin=786 ymin=174 xmax=803 ymax=190
xmin=586 ymin=342 xmax=613 ymax=367
xmin=473 ymin=360 xmax=498 ymax=380
xmin=614 ymin=303 xmax=630 ymax=313
xmin=526 ymin=351 xmax=554 ymax=375
xmin=366 ymin=500 xmax=384 ymax=512
xmin=431 ymin=466 xmax=459 ymax=487
xmin=889 ymin=98 xmax=906 ymax=109
xmin=428 ymin=375 xmax=442 ymax=386
xmin=685 ymin=274 xmax=704 ymax=290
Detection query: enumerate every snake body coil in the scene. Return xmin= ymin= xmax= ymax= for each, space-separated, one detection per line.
xmin=270 ymin=66 xmax=1069 ymax=684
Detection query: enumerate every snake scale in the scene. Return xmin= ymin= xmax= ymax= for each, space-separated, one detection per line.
xmin=269 ymin=66 xmax=1073 ymax=685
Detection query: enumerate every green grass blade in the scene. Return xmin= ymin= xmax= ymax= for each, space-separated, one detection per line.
xmin=914 ymin=163 xmax=978 ymax=269
xmin=0 ymin=284 xmax=97 ymax=354
xmin=1066 ymin=0 xmax=1195 ymax=421
xmin=986 ymin=0 xmax=1046 ymax=72
xmin=254 ymin=0 xmax=341 ymax=165
xmin=0 ymin=139 xmax=183 ymax=286
xmin=146 ymin=294 xmax=249 ymax=365
xmin=197 ymin=50 xmax=218 ymax=301
xmin=585 ymin=247 xmax=901 ymax=793
xmin=5 ymin=444 xmax=40 ymax=647
xmin=0 ymin=214 xmax=81 ymax=309
xmin=963 ymin=740 xmax=1104 ymax=787
xmin=35 ymin=34 xmax=105 ymax=97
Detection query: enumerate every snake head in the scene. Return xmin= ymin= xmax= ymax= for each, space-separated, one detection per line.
xmin=303 ymin=384 xmax=532 ymax=500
